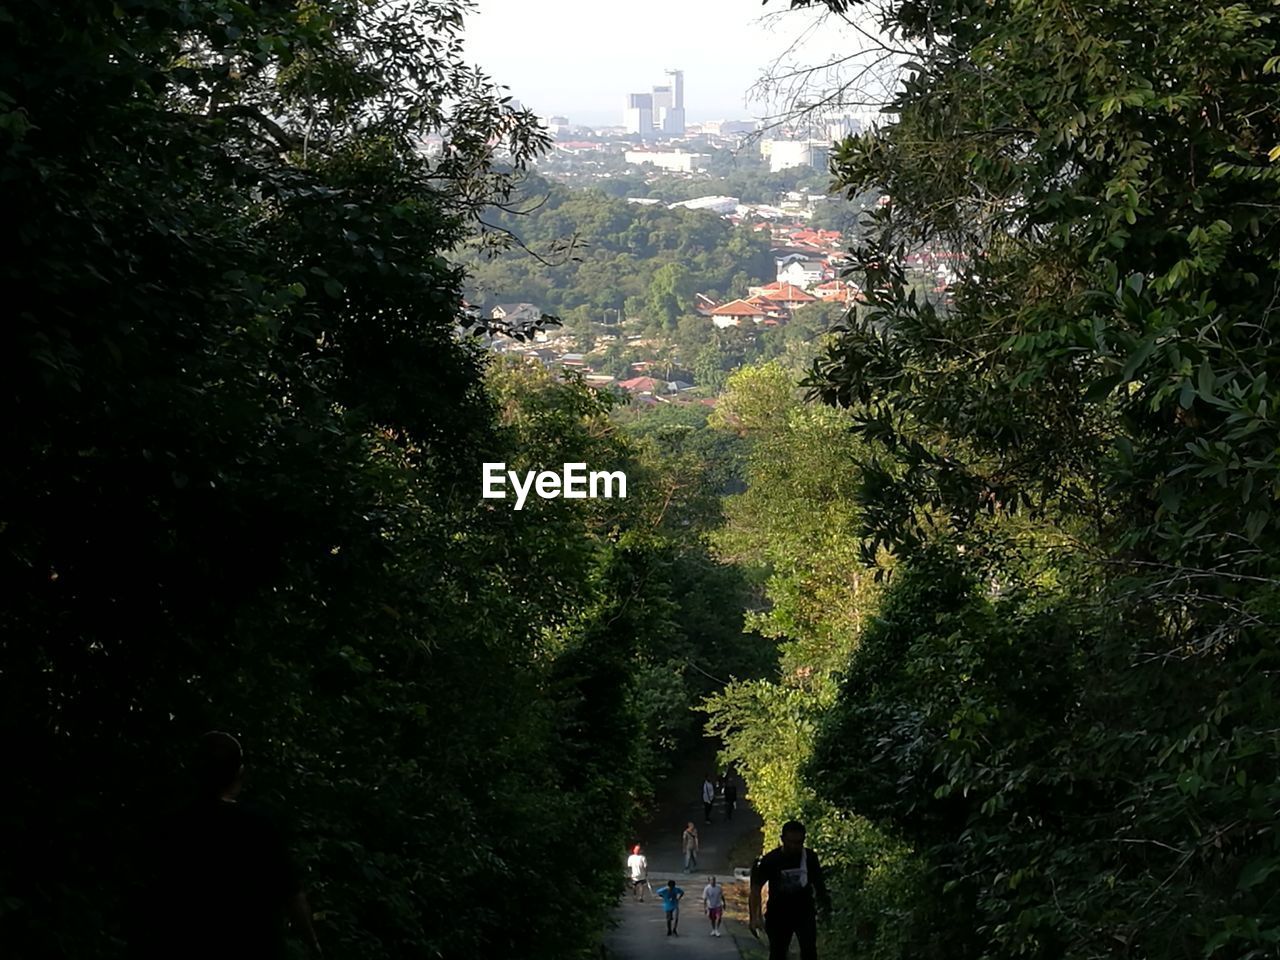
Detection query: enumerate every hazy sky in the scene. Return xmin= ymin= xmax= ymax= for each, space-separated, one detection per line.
xmin=462 ymin=0 xmax=843 ymax=125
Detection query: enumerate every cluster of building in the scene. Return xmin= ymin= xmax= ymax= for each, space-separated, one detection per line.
xmin=475 ymin=317 xmax=704 ymax=405
xmin=625 ymin=69 xmax=687 ymax=137
xmin=696 ymin=224 xmax=861 ymax=328
xmin=417 ymin=75 xmax=868 ymax=182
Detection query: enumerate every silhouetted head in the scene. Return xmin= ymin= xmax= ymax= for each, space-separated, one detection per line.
xmin=780 ymin=819 xmax=806 ymax=855
xmin=195 ymin=730 xmax=244 ymax=799
xmin=667 ymin=879 xmax=677 ymax=889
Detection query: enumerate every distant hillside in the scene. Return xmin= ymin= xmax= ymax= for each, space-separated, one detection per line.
xmin=456 ymin=176 xmax=775 ymax=325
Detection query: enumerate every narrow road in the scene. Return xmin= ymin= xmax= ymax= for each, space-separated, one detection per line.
xmin=604 ymin=748 xmax=767 ymax=959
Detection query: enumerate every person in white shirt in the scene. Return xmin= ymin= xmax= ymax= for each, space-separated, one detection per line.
xmin=626 ymin=845 xmax=648 ymax=901
xmin=702 ymin=876 xmax=726 ymax=936
xmin=701 ymin=776 xmax=716 ymax=823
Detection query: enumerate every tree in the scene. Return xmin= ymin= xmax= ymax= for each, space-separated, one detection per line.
xmin=694 ymin=343 xmax=732 ymax=393
xmin=700 ymin=361 xmax=909 ymax=960
xmin=781 ymin=0 xmax=1280 ymax=957
xmin=0 ymin=4 xmax=687 ymax=960
xmin=645 ymin=262 xmax=696 ymax=331
xmin=759 ymin=300 xmax=847 ymax=370
xmin=458 ymin=183 xmax=774 ymax=327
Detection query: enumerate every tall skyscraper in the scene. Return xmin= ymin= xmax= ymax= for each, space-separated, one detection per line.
xmin=623 ymin=70 xmax=686 ymax=137
xmin=662 ymin=69 xmax=685 ymax=135
xmin=624 ymin=93 xmax=654 ymax=137
xmin=651 ymin=84 xmax=673 ymax=129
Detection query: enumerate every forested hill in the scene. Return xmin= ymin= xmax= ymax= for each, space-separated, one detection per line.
xmin=1 ymin=4 xmax=772 ymax=959
xmin=9 ymin=2 xmax=1280 ymax=960
xmin=459 ymin=176 xmax=776 ymax=324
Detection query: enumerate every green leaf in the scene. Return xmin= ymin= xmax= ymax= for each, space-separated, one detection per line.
xmin=1238 ymin=858 xmax=1280 ymax=891
xmin=1197 ymin=361 xmax=1215 ymax=400
xmin=1121 ymin=340 xmax=1156 ymax=381
xmin=1179 ymin=379 xmax=1195 ymax=409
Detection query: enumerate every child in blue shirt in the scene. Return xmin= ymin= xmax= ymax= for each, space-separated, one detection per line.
xmin=657 ymin=879 xmax=684 ymax=936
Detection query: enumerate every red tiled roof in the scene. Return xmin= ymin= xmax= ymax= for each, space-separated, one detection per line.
xmin=618 ymin=376 xmax=664 ymax=392
xmin=757 ymin=283 xmax=816 ymax=303
xmin=813 ymin=279 xmax=861 ymax=302
xmin=711 ymin=298 xmax=767 ymax=316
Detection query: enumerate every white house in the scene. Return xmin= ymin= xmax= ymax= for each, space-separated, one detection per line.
xmin=709 ymin=298 xmax=768 ymax=328
xmin=490 ymin=302 xmax=542 ymax=325
xmin=776 ymin=259 xmax=828 ymax=288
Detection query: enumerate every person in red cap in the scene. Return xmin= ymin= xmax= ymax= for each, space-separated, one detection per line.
xmin=626 ymin=844 xmax=649 ymax=901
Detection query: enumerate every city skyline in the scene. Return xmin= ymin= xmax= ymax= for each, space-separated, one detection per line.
xmin=462 ymin=0 xmax=843 ymax=125
xmin=624 ymin=69 xmax=685 ymax=136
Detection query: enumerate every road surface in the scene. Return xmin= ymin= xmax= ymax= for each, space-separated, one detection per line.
xmin=604 ymin=748 xmax=767 ymax=959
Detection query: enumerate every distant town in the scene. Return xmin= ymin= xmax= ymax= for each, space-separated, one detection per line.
xmin=422 ymin=66 xmax=865 ymax=177
xmin=448 ymin=66 xmax=959 ymax=405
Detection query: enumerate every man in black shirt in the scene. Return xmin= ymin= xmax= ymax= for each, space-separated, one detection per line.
xmin=143 ymin=731 xmax=320 ymax=959
xmin=723 ymin=777 xmax=739 ymax=821
xmin=749 ymin=820 xmax=830 ymax=960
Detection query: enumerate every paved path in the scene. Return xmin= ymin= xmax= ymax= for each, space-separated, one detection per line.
xmin=604 ymin=748 xmax=767 ymax=959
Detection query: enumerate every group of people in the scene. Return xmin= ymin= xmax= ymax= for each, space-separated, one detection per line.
xmin=138 ymin=734 xmax=830 ymax=960
xmin=700 ymin=771 xmax=739 ymax=823
xmin=627 ymin=810 xmax=831 ymax=959
xmin=682 ymin=772 xmax=739 ymax=874
xmin=624 ymin=847 xmax=728 ymax=939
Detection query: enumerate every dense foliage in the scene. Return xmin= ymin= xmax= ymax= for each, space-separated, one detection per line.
xmin=0 ymin=3 xmax=769 ymax=958
xmin=701 ymin=362 xmax=927 ymax=959
xmin=459 ymin=177 xmax=776 ymax=326
xmin=727 ymin=0 xmax=1280 ymax=957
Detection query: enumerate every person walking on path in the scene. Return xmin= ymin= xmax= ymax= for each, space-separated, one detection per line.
xmin=701 ymin=775 xmax=716 ymax=824
xmin=749 ymin=820 xmax=831 ymax=960
xmin=723 ymin=777 xmax=739 ymax=821
xmin=681 ymin=822 xmax=700 ymax=872
xmin=141 ymin=731 xmax=321 ymax=959
xmin=702 ymin=876 xmax=726 ymax=937
xmin=626 ymin=845 xmax=649 ymax=901
xmin=657 ymin=879 xmax=684 ymax=936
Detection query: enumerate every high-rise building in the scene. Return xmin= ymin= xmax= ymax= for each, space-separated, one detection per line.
xmin=761 ymin=139 xmax=814 ymax=172
xmin=624 ymin=93 xmax=654 ymax=137
xmin=662 ymin=69 xmax=685 ymax=135
xmin=651 ymin=85 xmax=673 ymax=129
xmin=666 ymin=69 xmax=684 ymax=109
xmin=623 ymin=70 xmax=686 ymax=136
